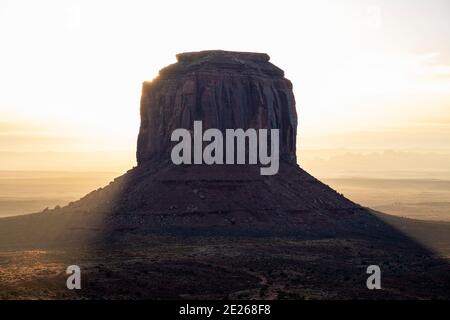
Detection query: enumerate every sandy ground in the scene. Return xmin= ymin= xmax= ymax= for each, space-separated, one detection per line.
xmin=1 ymin=236 xmax=449 ymax=300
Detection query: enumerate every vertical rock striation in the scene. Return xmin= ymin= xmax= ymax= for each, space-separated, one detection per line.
xmin=137 ymin=50 xmax=298 ymax=164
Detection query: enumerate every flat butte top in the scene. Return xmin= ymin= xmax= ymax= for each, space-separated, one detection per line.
xmin=156 ymin=50 xmax=285 ymax=79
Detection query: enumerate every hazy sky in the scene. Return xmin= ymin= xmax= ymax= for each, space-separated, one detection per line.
xmin=1 ymin=0 xmax=450 ymax=160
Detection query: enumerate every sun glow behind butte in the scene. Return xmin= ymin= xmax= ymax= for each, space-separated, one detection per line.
xmin=0 ymin=0 xmax=450 ymax=171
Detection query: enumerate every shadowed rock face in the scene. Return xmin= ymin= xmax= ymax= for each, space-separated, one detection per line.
xmin=137 ymin=50 xmax=298 ymax=164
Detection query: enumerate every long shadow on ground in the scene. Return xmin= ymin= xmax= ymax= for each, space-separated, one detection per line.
xmin=0 ymin=161 xmax=449 ymax=299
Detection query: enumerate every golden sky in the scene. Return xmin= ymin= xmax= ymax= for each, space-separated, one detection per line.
xmin=1 ymin=0 xmax=450 ymax=170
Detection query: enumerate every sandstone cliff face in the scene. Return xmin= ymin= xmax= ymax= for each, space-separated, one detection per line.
xmin=137 ymin=50 xmax=298 ymax=164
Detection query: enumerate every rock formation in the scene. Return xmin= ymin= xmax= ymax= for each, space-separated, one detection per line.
xmin=0 ymin=50 xmax=449 ymax=300
xmin=137 ymin=50 xmax=297 ymax=164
